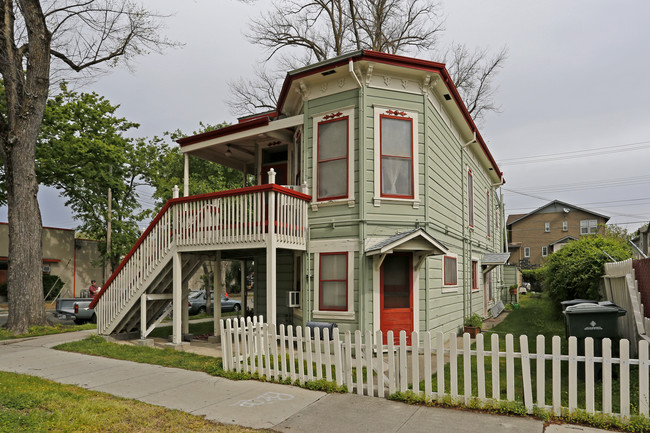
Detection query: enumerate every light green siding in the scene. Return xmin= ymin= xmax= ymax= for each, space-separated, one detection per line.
xmin=298 ymin=69 xmax=506 ymax=337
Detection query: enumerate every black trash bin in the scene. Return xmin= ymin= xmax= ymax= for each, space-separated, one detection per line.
xmin=563 ymin=302 xmax=626 ymax=377
xmin=305 ymin=321 xmax=337 ymax=340
xmin=560 ymin=299 xmax=598 ymax=311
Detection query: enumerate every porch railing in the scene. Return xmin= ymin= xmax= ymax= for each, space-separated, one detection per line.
xmin=221 ymin=317 xmax=650 ymax=419
xmin=91 ymin=184 xmax=310 ymax=335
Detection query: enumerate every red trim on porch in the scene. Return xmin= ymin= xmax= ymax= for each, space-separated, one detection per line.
xmin=176 ymin=117 xmax=270 ymax=147
xmin=90 ymin=184 xmax=311 ymax=309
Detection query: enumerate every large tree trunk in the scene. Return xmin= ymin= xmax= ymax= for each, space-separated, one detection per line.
xmin=5 ymin=129 xmax=47 ymax=332
xmin=1 ymin=0 xmax=52 ymax=333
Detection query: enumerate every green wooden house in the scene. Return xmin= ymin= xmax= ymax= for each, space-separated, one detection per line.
xmin=90 ymin=50 xmax=508 ymax=344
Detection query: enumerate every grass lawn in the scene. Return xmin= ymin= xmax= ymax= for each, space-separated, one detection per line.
xmin=430 ymin=292 xmax=640 ymax=415
xmin=0 ymin=371 xmax=270 ymax=433
xmin=0 ymin=323 xmax=96 ymax=341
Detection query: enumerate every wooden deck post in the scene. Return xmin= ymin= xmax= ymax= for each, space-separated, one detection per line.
xmin=266 ymin=169 xmax=277 ymax=325
xmin=172 ymin=251 xmax=182 ymax=344
xmin=213 ymin=252 xmax=222 ymax=339
xmin=183 ymin=154 xmax=189 ymax=197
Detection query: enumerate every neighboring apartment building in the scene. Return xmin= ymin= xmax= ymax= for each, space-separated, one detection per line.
xmin=0 ymin=222 xmax=103 ymax=298
xmin=506 ymin=200 xmax=609 ymax=268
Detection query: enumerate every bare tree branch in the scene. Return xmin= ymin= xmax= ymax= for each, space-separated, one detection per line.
xmin=444 ymin=44 xmax=508 ymax=123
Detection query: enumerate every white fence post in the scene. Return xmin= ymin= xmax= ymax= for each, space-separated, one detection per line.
xmin=520 ymin=335 xmax=533 ymax=413
xmin=476 ymin=333 xmax=485 ymax=401
xmin=620 ymin=339 xmax=630 ymax=417
xmin=463 ymin=333 xmax=471 ymax=404
xmin=223 ymin=324 xmax=646 ymax=418
xmin=639 ymin=339 xmax=649 ymax=416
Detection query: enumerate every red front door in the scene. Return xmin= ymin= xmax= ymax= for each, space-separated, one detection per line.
xmin=380 ymin=253 xmax=413 ymax=345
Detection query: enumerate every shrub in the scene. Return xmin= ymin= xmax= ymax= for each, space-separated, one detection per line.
xmin=544 ymin=235 xmax=632 ymax=308
xmin=464 ymin=313 xmax=483 ymax=328
xmin=42 ymin=275 xmax=64 ymax=300
xmin=522 ymin=268 xmax=546 ymax=292
xmin=0 ymin=275 xmax=63 ymax=300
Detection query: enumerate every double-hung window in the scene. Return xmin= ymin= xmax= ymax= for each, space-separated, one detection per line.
xmin=524 ymin=247 xmax=530 ymax=258
xmin=468 ymin=169 xmax=474 ymax=227
xmin=444 ymin=256 xmax=458 ymax=286
xmin=380 ymin=115 xmax=413 ymax=198
xmin=542 ymin=246 xmax=548 ymax=257
xmin=471 ymin=260 xmax=479 ymax=291
xmin=563 ymin=221 xmax=568 ymax=231
xmin=319 ymin=253 xmax=348 ymax=311
xmin=373 ymin=107 xmax=419 ymax=206
xmin=544 ymin=222 xmax=550 ymax=232
xmin=486 ymin=191 xmax=491 ymax=237
xmin=312 ymin=108 xmax=355 ymax=205
xmin=580 ymin=219 xmax=597 ymax=235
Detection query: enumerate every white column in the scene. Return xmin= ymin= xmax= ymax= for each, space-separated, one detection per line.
xmin=213 ymin=252 xmax=222 ymax=337
xmin=266 ymin=179 xmax=277 ymax=325
xmin=140 ymin=294 xmax=147 ymax=339
xmin=182 ymin=278 xmax=189 ymax=335
xmin=183 ymin=154 xmax=189 ymax=197
xmin=172 ymin=252 xmax=182 ymax=344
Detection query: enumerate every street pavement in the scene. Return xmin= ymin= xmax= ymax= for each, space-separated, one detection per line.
xmin=0 ymin=331 xmax=612 ymax=433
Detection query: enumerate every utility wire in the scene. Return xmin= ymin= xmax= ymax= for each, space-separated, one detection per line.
xmin=498 ymin=139 xmax=650 ymax=166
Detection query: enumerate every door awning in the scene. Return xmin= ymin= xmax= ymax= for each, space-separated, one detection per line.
xmin=481 ymin=252 xmax=510 ymax=274
xmin=366 ymin=228 xmax=448 ymax=257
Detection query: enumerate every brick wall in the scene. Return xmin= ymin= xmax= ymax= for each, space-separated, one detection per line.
xmin=632 ymin=258 xmax=650 ymax=318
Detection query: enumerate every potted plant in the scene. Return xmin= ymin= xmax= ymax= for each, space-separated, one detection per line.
xmin=463 ymin=313 xmax=483 ymax=337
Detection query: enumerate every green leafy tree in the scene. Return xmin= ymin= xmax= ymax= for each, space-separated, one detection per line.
xmin=37 ymin=84 xmax=146 ymax=272
xmin=0 ymin=0 xmax=174 ymax=334
xmin=142 ymin=123 xmax=246 ymax=211
xmin=545 ymin=234 xmax=633 ymax=308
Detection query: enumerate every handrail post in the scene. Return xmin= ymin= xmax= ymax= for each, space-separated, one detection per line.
xmin=266 ymin=169 xmax=277 ymax=326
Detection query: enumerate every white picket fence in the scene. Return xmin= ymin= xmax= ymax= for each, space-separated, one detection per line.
xmin=220 ymin=317 xmax=650 ymax=418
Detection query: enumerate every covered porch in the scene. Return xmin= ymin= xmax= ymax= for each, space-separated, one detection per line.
xmin=162 ymin=113 xmax=308 ymax=345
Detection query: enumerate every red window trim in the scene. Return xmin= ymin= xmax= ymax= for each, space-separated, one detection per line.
xmin=379 ymin=114 xmax=414 ymax=199
xmin=317 ymin=116 xmax=349 ymax=202
xmin=443 ymin=255 xmax=458 ymax=286
xmin=471 ymin=260 xmax=479 ymax=291
xmin=319 ymin=252 xmax=348 ymax=311
xmin=468 ymin=169 xmax=474 ymax=228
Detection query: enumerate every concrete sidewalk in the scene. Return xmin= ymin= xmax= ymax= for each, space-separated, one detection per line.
xmin=0 ymin=332 xmax=607 ymax=433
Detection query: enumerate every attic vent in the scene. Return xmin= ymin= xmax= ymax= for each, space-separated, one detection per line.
xmin=322 ymin=69 xmax=336 ymax=76
xmin=443 ymin=94 xmax=452 ymax=101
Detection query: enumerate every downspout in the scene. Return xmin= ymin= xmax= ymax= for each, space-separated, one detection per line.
xmin=351 ymin=59 xmax=366 ymax=333
xmin=461 ymin=133 xmax=476 ymax=321
xmin=349 ymin=59 xmax=362 ymax=88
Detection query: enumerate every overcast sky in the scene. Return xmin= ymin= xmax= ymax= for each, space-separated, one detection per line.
xmin=2 ymin=0 xmax=650 ymax=233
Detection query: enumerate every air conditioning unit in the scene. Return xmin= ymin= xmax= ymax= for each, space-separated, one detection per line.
xmin=42 ymin=265 xmax=51 ymax=273
xmin=288 ymin=291 xmax=300 ymax=308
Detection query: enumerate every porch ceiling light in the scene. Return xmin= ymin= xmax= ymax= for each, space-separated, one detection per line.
xmin=225 ymin=144 xmax=232 ymax=157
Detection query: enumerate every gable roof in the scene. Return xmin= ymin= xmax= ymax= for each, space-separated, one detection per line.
xmin=177 ymin=50 xmax=504 ymax=184
xmin=277 ymin=50 xmax=503 ymax=182
xmin=549 ymin=235 xmax=577 ymax=246
xmin=366 ymin=228 xmax=448 ymax=256
xmin=506 ymin=200 xmax=610 ymax=227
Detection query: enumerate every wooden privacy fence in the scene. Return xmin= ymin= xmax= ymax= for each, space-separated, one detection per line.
xmin=221 ymin=317 xmax=650 ymax=419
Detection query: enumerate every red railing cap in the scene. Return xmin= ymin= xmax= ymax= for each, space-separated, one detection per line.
xmin=90 ymin=184 xmax=311 ymax=309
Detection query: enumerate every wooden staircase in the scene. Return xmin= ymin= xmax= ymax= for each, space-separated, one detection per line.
xmin=90 ymin=184 xmax=310 ymax=336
